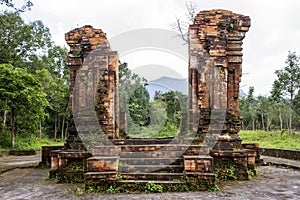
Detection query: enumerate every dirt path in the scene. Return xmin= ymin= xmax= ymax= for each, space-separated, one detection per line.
xmin=0 ymin=166 xmax=299 ymax=200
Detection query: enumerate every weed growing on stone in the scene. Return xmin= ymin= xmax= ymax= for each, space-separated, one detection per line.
xmin=207 ymin=185 xmax=220 ymax=192
xmin=75 ymin=187 xmax=84 ymax=196
xmin=144 ymin=182 xmax=163 ymax=193
xmin=116 ymin=173 xmax=125 ymax=181
xmin=106 ymin=185 xmax=120 ymax=194
xmin=215 ymin=165 xmax=238 ymax=181
xmin=227 ymin=165 xmax=237 ymax=180
xmin=247 ymin=169 xmax=255 ymax=180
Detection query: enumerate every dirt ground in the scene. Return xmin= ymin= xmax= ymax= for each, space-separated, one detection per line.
xmin=0 ymin=166 xmax=299 ymax=200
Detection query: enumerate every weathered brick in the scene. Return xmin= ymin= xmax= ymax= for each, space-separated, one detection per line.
xmin=188 ymin=10 xmax=250 ymax=150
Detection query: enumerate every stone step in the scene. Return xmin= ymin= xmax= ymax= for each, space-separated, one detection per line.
xmin=118 ymin=180 xmax=183 ymax=184
xmin=119 ymin=157 xmax=183 ymax=166
xmin=112 ymin=138 xmax=174 ymax=145
xmin=87 ymin=156 xmax=119 ymax=172
xmin=185 ymin=172 xmax=216 ymax=180
xmin=121 ymin=172 xmax=215 ymax=181
xmin=119 ymin=165 xmax=184 ymax=173
xmin=121 ymin=145 xmax=209 ymax=154
xmin=109 ymin=138 xmax=204 ymax=145
xmin=85 ymin=171 xmax=117 ymax=180
xmin=119 ymin=151 xmax=185 ymax=158
xmin=91 ymin=145 xmax=209 ymax=156
xmin=121 ymin=172 xmax=185 ymax=181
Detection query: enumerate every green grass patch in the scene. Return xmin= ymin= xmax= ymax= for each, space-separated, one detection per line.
xmin=240 ymin=130 xmax=300 ymax=150
xmin=0 ymin=134 xmax=64 ymax=150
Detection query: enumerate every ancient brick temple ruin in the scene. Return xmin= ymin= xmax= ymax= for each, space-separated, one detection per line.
xmin=65 ymin=25 xmax=119 ymax=149
xmin=188 ymin=10 xmax=251 ymax=149
xmin=42 ymin=10 xmax=260 ymax=191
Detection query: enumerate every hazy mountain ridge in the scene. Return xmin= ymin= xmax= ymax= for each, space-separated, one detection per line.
xmin=147 ymin=76 xmax=247 ymax=99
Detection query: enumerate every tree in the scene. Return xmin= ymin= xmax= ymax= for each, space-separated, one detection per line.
xmin=35 ymin=68 xmax=69 ymax=141
xmin=149 ymin=100 xmax=167 ymax=127
xmin=0 ymin=12 xmax=51 ymax=68
xmin=256 ymin=96 xmax=276 ymax=131
xmin=171 ymin=0 xmax=199 ymax=43
xmin=118 ymin=61 xmax=150 ymax=132
xmin=128 ymin=85 xmax=150 ymax=126
xmin=0 ymin=4 xmax=70 ymax=145
xmin=0 ymin=64 xmax=48 ymax=147
xmin=0 ymin=0 xmax=33 ymax=13
xmin=31 ymin=44 xmax=69 ymax=140
xmin=246 ymin=86 xmax=257 ymax=130
xmin=294 ymin=91 xmax=300 ymax=129
xmin=274 ymin=51 xmax=300 ymax=132
xmin=161 ymin=91 xmax=187 ymax=127
xmin=271 ymin=80 xmax=285 ymax=130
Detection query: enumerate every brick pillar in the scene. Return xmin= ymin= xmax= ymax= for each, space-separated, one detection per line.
xmin=64 ymin=25 xmax=119 ymax=150
xmin=188 ymin=10 xmax=250 ymax=149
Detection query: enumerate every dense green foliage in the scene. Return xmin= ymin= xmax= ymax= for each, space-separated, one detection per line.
xmin=119 ymin=62 xmax=187 ymax=138
xmin=0 ymin=6 xmax=69 ymax=148
xmin=127 ymin=90 xmax=187 ymax=138
xmin=118 ymin=61 xmax=150 ymax=135
xmin=240 ymin=51 xmax=300 ymax=132
xmin=0 ymin=64 xmax=48 ymax=147
xmin=128 ymin=85 xmax=151 ymax=126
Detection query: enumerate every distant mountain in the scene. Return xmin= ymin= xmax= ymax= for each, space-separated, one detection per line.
xmin=147 ymin=76 xmax=188 ymax=99
xmin=147 ymin=76 xmax=248 ymax=99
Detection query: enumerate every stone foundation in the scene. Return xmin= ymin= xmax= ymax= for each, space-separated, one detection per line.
xmin=39 ymin=146 xmax=64 ymax=167
xmin=49 ymin=151 xmax=91 ymax=183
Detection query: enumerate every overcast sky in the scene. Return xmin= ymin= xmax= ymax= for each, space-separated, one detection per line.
xmin=19 ymin=0 xmax=300 ymax=96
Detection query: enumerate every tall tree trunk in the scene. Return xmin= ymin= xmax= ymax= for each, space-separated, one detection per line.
xmin=261 ymin=112 xmax=265 ymax=131
xmin=39 ymin=121 xmax=42 ymax=140
xmin=252 ymin=117 xmax=255 ymax=131
xmin=65 ymin=122 xmax=68 ymax=139
xmin=289 ymin=93 xmax=293 ymax=134
xmin=279 ymin=108 xmax=283 ymax=131
xmin=241 ymin=120 xmax=244 ymax=130
xmin=10 ymin=107 xmax=15 ymax=148
xmin=3 ymin=110 xmax=7 ymax=135
xmin=267 ymin=115 xmax=271 ymax=132
xmin=289 ymin=107 xmax=292 ymax=134
xmin=61 ymin=117 xmax=65 ymax=139
xmin=54 ymin=116 xmax=57 ymax=142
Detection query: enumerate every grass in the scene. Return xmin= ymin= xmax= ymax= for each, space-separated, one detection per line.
xmin=1 ymin=129 xmax=299 ymax=151
xmin=0 ymin=134 xmax=64 ymax=150
xmin=239 ymin=130 xmax=300 ymax=150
